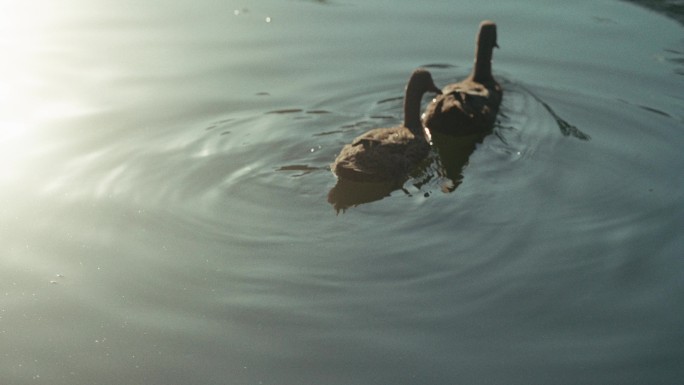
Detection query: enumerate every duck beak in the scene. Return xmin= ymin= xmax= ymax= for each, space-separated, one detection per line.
xmin=431 ymin=84 xmax=442 ymax=95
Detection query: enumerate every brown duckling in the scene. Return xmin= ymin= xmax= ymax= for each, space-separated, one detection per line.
xmin=423 ymin=20 xmax=502 ymax=135
xmin=331 ymin=69 xmax=441 ymax=182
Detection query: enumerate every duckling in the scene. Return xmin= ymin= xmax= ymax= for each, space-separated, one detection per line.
xmin=331 ymin=69 xmax=441 ymax=182
xmin=423 ymin=20 xmax=502 ymax=135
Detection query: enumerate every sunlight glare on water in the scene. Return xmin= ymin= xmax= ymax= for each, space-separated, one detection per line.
xmin=0 ymin=1 xmax=95 ymax=183
xmin=1 ymin=0 xmax=683 ymax=384
xmin=0 ymin=2 xmax=44 ymax=182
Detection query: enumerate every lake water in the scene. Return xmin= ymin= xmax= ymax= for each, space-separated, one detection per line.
xmin=1 ymin=0 xmax=683 ymax=384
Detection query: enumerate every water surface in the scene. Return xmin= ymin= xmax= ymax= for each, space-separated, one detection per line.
xmin=1 ymin=0 xmax=683 ymax=384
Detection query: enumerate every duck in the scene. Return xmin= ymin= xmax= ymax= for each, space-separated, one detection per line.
xmin=331 ymin=69 xmax=441 ymax=182
xmin=423 ymin=20 xmax=502 ymax=135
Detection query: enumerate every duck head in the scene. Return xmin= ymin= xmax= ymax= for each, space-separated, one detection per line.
xmin=407 ymin=68 xmax=442 ymax=95
xmin=471 ymin=20 xmax=499 ymax=82
xmin=404 ymin=69 xmax=442 ymax=132
xmin=478 ymin=20 xmax=499 ymax=50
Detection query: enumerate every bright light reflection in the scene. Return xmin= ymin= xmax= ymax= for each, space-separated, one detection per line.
xmin=0 ymin=3 xmax=40 ymax=182
xmin=0 ymin=1 xmax=89 ymax=183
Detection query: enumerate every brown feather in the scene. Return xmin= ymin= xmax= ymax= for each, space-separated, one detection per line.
xmin=423 ymin=21 xmax=503 ymax=135
xmin=331 ymin=69 xmax=441 ymax=183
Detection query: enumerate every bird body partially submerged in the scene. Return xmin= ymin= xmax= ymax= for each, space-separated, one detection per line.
xmin=423 ymin=21 xmax=502 ymax=135
xmin=332 ymin=69 xmax=441 ymax=183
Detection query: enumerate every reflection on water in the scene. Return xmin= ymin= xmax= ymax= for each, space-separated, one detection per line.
xmin=325 ymin=82 xmax=594 ymax=212
xmin=327 ymin=178 xmax=404 ymax=212
xmin=328 ymin=128 xmax=487 ymax=212
xmin=431 ymin=131 xmax=486 ymax=192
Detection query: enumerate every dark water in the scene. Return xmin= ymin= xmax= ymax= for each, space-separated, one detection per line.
xmin=1 ymin=0 xmax=683 ymax=384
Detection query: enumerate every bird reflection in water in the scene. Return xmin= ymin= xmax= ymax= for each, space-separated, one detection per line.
xmin=327 ymin=130 xmax=486 ymax=212
xmin=429 ymin=131 xmax=487 ymax=193
xmin=327 ymin=69 xmax=441 ymax=213
xmin=327 ymin=178 xmax=406 ymax=213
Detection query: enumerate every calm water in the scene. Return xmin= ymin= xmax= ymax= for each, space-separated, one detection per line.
xmin=1 ymin=0 xmax=683 ymax=384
